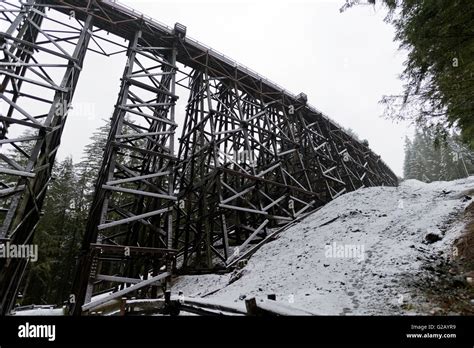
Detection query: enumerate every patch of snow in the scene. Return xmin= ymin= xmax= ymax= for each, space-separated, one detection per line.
xmin=172 ymin=273 xmax=231 ymax=298
xmin=173 ymin=176 xmax=474 ymax=315
xmin=12 ymin=307 xmax=65 ymax=316
xmin=90 ymin=291 xmax=113 ymax=302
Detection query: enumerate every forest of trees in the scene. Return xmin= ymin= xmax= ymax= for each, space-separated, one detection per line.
xmin=18 ymin=123 xmax=109 ymax=306
xmin=403 ymin=128 xmax=474 ymax=182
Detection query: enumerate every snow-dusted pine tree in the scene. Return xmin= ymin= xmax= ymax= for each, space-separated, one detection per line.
xmin=404 ymin=128 xmax=474 ymax=182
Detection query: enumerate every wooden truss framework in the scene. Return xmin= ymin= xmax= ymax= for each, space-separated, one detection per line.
xmin=72 ymin=28 xmax=180 ymax=315
xmin=173 ymin=55 xmax=398 ymax=272
xmin=0 ymin=0 xmax=398 ymax=315
xmin=0 ymin=0 xmax=96 ymax=314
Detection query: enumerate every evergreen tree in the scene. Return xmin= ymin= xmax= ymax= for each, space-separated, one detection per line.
xmin=22 ymin=157 xmax=81 ymax=305
xmin=19 ymin=121 xmax=110 ymax=306
xmin=403 ymin=136 xmax=414 ymax=179
xmin=404 ymin=128 xmax=474 ymax=182
xmin=76 ymin=120 xmax=110 ymax=209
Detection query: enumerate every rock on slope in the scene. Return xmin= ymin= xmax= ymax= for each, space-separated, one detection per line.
xmin=173 ymin=176 xmax=474 ymax=315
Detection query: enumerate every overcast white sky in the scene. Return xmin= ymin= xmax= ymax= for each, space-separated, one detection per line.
xmin=57 ymin=0 xmax=412 ymax=176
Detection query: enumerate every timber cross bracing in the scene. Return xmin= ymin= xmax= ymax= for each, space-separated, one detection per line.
xmin=0 ymin=0 xmax=398 ymax=315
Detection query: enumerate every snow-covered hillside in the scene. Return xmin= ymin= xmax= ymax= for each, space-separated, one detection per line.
xmin=173 ymin=176 xmax=474 ymax=315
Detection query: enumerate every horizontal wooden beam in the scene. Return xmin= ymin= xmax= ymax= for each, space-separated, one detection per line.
xmin=82 ymin=272 xmax=170 ymax=312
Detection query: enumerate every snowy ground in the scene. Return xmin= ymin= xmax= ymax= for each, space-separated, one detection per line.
xmin=12 ymin=177 xmax=473 ymax=316
xmin=11 ymin=306 xmax=65 ymax=316
xmin=173 ymin=176 xmax=474 ymax=315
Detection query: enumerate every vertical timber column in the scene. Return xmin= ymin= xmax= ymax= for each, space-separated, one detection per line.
xmin=165 ymin=43 xmax=177 ymax=301
xmin=72 ymin=31 xmax=142 ymax=313
xmin=0 ymin=3 xmax=93 ymax=314
xmin=0 ymin=0 xmax=43 ymax=315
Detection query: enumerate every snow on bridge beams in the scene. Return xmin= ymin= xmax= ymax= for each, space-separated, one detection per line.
xmin=0 ymin=0 xmax=398 ymax=315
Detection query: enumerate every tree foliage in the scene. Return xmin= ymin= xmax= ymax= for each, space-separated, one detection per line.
xmin=18 ymin=117 xmax=148 ymax=306
xmin=19 ymin=123 xmax=109 ymax=306
xmin=403 ymin=128 xmax=474 ymax=182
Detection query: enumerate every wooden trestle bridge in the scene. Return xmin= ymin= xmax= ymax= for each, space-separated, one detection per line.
xmin=0 ymin=0 xmax=398 ymax=315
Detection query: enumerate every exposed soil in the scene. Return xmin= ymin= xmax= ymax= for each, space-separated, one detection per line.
xmin=410 ymin=197 xmax=474 ymax=315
